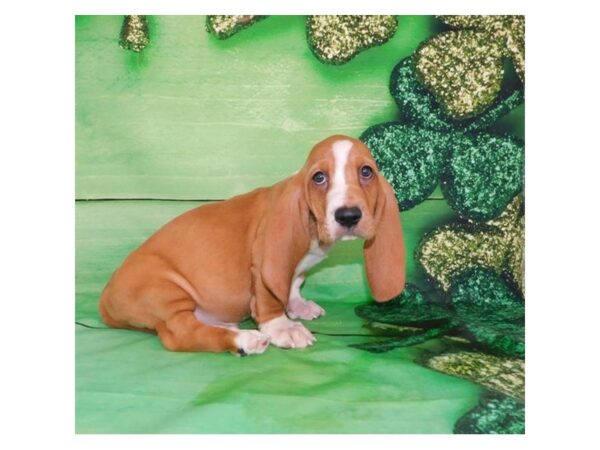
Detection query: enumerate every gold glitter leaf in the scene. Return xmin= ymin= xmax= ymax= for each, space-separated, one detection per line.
xmin=206 ymin=15 xmax=268 ymax=39
xmin=415 ymin=15 xmax=525 ymax=119
xmin=307 ymin=15 xmax=398 ymax=64
xmin=503 ymin=17 xmax=525 ymax=82
xmin=438 ymin=15 xmax=512 ymax=32
xmin=438 ymin=15 xmax=524 ymax=82
xmin=484 ymin=193 xmax=523 ymax=231
xmin=417 ymin=223 xmax=507 ymax=291
xmin=425 ymin=351 xmax=525 ymax=400
xmin=416 ymin=30 xmax=504 ymax=119
xmin=506 ymin=215 xmax=525 ymax=294
xmin=119 ymin=15 xmax=149 ymax=53
xmin=417 ymin=195 xmax=524 ymax=292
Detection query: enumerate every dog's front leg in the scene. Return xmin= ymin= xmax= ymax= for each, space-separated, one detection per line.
xmin=252 ymin=276 xmax=316 ymax=349
xmin=286 ymin=274 xmax=326 ymax=320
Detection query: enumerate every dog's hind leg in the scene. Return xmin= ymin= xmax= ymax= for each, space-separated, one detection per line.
xmin=156 ymin=309 xmax=270 ymax=355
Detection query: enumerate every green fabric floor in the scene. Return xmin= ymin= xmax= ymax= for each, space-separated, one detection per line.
xmin=76 ymin=312 xmax=481 ymax=434
xmin=75 ymin=15 xmax=523 ymax=433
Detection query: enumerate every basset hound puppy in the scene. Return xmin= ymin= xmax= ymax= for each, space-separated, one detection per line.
xmin=99 ymin=135 xmax=405 ymax=356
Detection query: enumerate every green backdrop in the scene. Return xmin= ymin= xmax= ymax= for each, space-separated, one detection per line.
xmin=75 ymin=15 xmax=524 ymax=433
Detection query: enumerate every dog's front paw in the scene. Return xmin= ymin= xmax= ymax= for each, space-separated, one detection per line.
xmin=234 ymin=330 xmax=270 ymax=356
xmin=259 ymin=316 xmax=316 ymax=349
xmin=286 ymin=298 xmax=325 ymax=320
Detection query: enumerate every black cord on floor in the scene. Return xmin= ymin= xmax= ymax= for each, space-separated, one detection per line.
xmin=75 ymin=321 xmax=379 ymax=338
xmin=76 ymin=321 xmax=108 ymax=330
xmin=311 ymin=331 xmax=380 ymax=337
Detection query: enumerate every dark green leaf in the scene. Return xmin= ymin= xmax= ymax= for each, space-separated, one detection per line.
xmin=441 ymin=133 xmax=524 ymax=222
xmin=463 ymin=320 xmax=525 ymax=358
xmin=351 ymin=325 xmax=452 ymax=353
xmin=455 ymin=393 xmax=525 ymax=434
xmin=450 ymin=268 xmax=525 ymax=358
xmin=360 ymin=123 xmax=451 ymax=211
xmin=355 ymin=283 xmax=453 ymax=328
xmin=450 ymin=267 xmax=524 ymax=321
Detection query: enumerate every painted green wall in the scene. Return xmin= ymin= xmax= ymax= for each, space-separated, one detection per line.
xmin=76 ymin=15 xmax=522 ymax=200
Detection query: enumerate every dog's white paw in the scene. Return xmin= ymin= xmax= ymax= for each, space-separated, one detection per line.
xmin=286 ymin=297 xmax=325 ymax=321
xmin=234 ymin=330 xmax=270 ymax=356
xmin=260 ymin=315 xmax=316 ymax=349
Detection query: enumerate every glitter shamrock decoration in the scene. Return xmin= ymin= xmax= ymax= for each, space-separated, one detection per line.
xmin=205 ymin=15 xmax=398 ymax=64
xmin=417 ymin=195 xmax=524 ymax=293
xmin=361 ymin=54 xmax=524 ymax=222
xmin=361 ymin=122 xmax=524 ymax=222
xmin=206 ymin=15 xmax=268 ymax=39
xmin=390 ymin=55 xmax=524 ymax=133
xmin=415 ymin=15 xmax=524 ymax=119
xmin=119 ymin=15 xmax=150 ymax=53
xmin=352 ymin=283 xmax=457 ymax=353
xmin=306 ymin=15 xmax=398 ymax=64
xmin=353 ymin=266 xmax=525 ymax=358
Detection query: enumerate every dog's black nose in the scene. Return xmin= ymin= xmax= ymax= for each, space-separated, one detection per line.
xmin=334 ymin=207 xmax=362 ymax=228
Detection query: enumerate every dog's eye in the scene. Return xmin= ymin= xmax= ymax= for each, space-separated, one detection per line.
xmin=360 ymin=165 xmax=374 ymax=179
xmin=312 ymin=171 xmax=327 ymax=185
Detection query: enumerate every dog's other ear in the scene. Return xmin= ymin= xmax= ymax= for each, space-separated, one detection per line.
xmin=363 ymin=176 xmax=406 ymax=302
xmin=260 ymin=175 xmax=311 ymax=304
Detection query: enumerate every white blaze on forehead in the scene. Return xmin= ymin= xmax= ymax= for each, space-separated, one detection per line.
xmin=325 ymin=139 xmax=353 ymax=239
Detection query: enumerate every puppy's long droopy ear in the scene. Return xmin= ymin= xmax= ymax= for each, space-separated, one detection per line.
xmin=363 ymin=176 xmax=406 ymax=302
xmin=261 ymin=176 xmax=311 ymax=304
